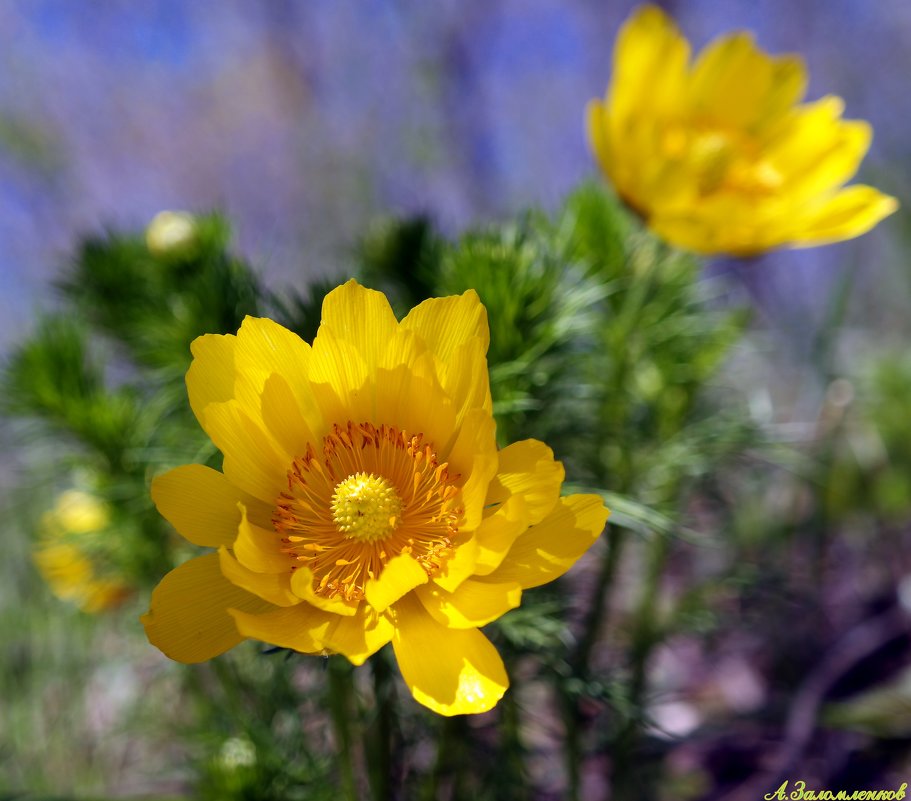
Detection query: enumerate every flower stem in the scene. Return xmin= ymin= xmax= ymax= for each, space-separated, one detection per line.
xmin=560 ymin=524 xmax=626 ymax=801
xmin=499 ymin=662 xmax=529 ymax=801
xmin=610 ymin=531 xmax=669 ymax=801
xmin=365 ymin=647 xmax=398 ymax=801
xmin=425 ymin=715 xmax=468 ymax=801
xmin=327 ymin=656 xmax=359 ymax=801
xmin=572 ymin=523 xmax=626 ymax=677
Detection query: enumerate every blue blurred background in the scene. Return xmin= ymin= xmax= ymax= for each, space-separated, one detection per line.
xmin=1 ymin=0 xmax=906 ymax=352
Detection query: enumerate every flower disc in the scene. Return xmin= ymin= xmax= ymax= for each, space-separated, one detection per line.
xmin=274 ymin=422 xmax=461 ymax=602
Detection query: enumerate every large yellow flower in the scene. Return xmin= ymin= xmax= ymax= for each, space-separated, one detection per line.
xmin=587 ymin=5 xmax=898 ymax=255
xmin=143 ymin=280 xmax=609 ymax=715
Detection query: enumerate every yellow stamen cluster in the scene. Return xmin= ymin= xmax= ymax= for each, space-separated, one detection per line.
xmin=331 ymin=472 xmax=403 ymax=542
xmin=273 ymin=421 xmax=463 ymax=601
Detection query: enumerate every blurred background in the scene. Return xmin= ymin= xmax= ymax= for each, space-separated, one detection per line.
xmin=3 ymin=1 xmax=911 ymax=799
xmin=1 ymin=0 xmax=908 ymax=350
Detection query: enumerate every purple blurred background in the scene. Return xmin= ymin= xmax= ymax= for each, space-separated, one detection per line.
xmin=0 ymin=0 xmax=907 ymax=352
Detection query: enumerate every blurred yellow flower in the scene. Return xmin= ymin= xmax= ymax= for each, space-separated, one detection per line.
xmin=143 ymin=280 xmax=609 ymax=715
xmin=34 ymin=490 xmax=130 ymax=613
xmin=52 ymin=489 xmax=110 ymax=533
xmin=587 ymin=5 xmax=898 ymax=255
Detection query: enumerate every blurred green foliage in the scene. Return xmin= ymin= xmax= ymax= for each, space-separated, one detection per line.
xmin=826 ymin=354 xmax=911 ymax=522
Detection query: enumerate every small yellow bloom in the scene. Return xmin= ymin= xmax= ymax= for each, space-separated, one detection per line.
xmin=143 ymin=280 xmax=609 ymax=715
xmin=34 ymin=491 xmax=130 ymax=613
xmin=53 ymin=489 xmax=110 ymax=533
xmin=587 ymin=5 xmax=898 ymax=255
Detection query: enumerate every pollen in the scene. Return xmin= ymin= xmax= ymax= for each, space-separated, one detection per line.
xmin=331 ymin=473 xmax=403 ymax=542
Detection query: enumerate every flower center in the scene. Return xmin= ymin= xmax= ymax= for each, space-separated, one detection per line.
xmin=661 ymin=123 xmax=782 ymax=197
xmin=331 ymin=472 xmax=403 ymax=542
xmin=272 ymin=422 xmax=463 ymax=602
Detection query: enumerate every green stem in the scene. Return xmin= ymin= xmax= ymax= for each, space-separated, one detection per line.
xmin=366 ymin=648 xmax=397 ymax=801
xmin=561 ymin=525 xmax=626 ymax=801
xmin=611 ymin=532 xmax=670 ymax=801
xmin=572 ymin=523 xmax=626 ymax=677
xmin=426 ymin=715 xmax=468 ymax=801
xmin=327 ymin=657 xmax=359 ymax=801
xmin=499 ymin=664 xmax=528 ymax=801
xmin=558 ymin=685 xmax=582 ymax=801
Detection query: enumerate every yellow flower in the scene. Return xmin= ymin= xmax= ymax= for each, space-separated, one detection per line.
xmin=34 ymin=490 xmax=130 ymax=613
xmin=587 ymin=5 xmax=898 ymax=256
xmin=143 ymin=280 xmax=609 ymax=715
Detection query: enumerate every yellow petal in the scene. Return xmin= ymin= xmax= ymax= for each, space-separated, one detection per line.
xmin=609 ymin=4 xmax=690 ymax=127
xmin=306 ymin=381 xmax=349 ymax=439
xmin=364 ymin=554 xmax=430 ymax=614
xmin=373 ymin=364 xmax=457 ymax=459
xmin=400 ymin=290 xmax=489 ymax=364
xmin=789 ymin=185 xmax=899 ymax=248
xmin=445 ymin=407 xmax=497 ymax=475
xmin=233 ymin=504 xmax=293 ymax=574
xmin=658 ymin=181 xmax=898 ymax=255
xmin=775 ymin=118 xmax=872 ymax=201
xmin=218 ymin=547 xmax=300 ymax=607
xmin=151 ymin=464 xmax=266 ymax=548
xmin=289 ymin=567 xmax=358 ymax=616
xmin=318 ymin=279 xmax=399 ymax=371
xmin=482 ymin=495 xmax=609 ymax=589
xmin=392 ymin=595 xmax=508 ymax=716
xmin=472 ymin=494 xmax=529 ymax=576
xmin=186 ymin=333 xmax=236 ymax=426
xmin=756 ymin=96 xmax=871 ymax=196
xmin=260 ymin=372 xmax=321 ymax=469
xmin=586 ymin=99 xmax=616 ymax=187
xmin=432 ymin=534 xmax=479 ymax=593
xmin=751 ymin=57 xmax=808 ymax=135
xmin=416 ymin=577 xmax=522 ymax=629
xmin=204 ymin=400 xmax=289 ymax=504
xmin=233 ymin=316 xmax=313 ymax=412
xmin=318 ymin=605 xmax=395 ymax=666
xmin=485 ymin=439 xmax=564 ymax=524
xmin=650 ymin=196 xmax=769 ymax=255
xmin=184 ymin=318 xmax=314 ymax=445
xmin=141 ymin=553 xmax=270 ymax=663
xmin=445 ymin=409 xmax=498 ymax=531
xmin=379 ymin=328 xmax=431 ymax=371
xmin=231 ymin=603 xmax=393 ymax=665
xmin=229 ymin=603 xmax=324 ymax=655
xmin=308 ymin=329 xmax=370 ymax=419
xmin=689 ymin=31 xmax=806 ymax=131
xmin=437 ymin=335 xmax=493 ymax=430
